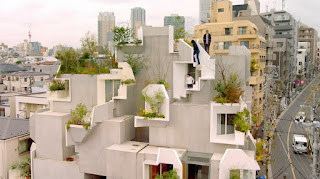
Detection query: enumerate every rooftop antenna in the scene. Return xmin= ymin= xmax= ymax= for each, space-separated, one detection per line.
xmin=282 ymin=0 xmax=285 ymax=10
xmin=266 ymin=5 xmax=269 ymax=12
xmin=28 ymin=24 xmax=32 ymax=43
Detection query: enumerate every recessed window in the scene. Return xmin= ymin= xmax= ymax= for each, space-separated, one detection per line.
xmin=240 ymin=41 xmax=249 ymax=48
xmin=217 ymin=114 xmax=235 ymax=135
xmin=238 ymin=27 xmax=247 ymax=35
xmin=32 ymin=68 xmax=35 ymax=72
xmin=12 ymin=87 xmax=15 ymax=91
xmin=277 ymin=42 xmax=283 ymax=47
xmin=16 ymin=77 xmax=19 ymax=81
xmin=224 ymin=42 xmax=232 ymax=49
xmin=24 ymin=78 xmax=27 ymax=82
xmin=299 ymin=62 xmax=302 ymax=65
xmin=218 ymin=8 xmax=224 ymax=12
xmin=225 ymin=28 xmax=233 ymax=36
xmin=19 ymin=138 xmax=32 ymax=154
xmin=40 ymin=69 xmax=42 ymax=72
xmin=41 ymin=77 xmax=44 ymax=81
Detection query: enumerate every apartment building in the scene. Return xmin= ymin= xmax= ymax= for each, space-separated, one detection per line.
xmin=298 ymin=25 xmax=318 ymax=78
xmin=98 ymin=12 xmax=115 ymax=51
xmin=296 ymin=42 xmax=310 ymax=77
xmin=0 ymin=117 xmax=31 ymax=179
xmin=195 ymin=0 xmax=266 ymax=120
xmin=261 ymin=10 xmax=298 ymax=102
xmin=131 ymin=7 xmax=146 ymax=39
xmin=30 ymin=26 xmax=259 ymax=179
xmin=4 ymin=72 xmax=50 ymax=93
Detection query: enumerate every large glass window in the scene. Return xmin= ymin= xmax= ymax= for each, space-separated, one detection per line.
xmin=217 ymin=114 xmax=235 ymax=135
xmin=105 ymin=80 xmax=121 ymax=102
xmin=240 ymin=41 xmax=249 ymax=48
xmin=238 ymin=27 xmax=247 ymax=35
xmin=19 ymin=139 xmax=32 ymax=154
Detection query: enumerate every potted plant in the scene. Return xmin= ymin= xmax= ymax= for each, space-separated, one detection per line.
xmin=66 ymin=103 xmax=91 ymax=143
xmin=11 ymin=157 xmax=31 ymax=179
xmin=49 ymin=80 xmax=67 ymax=98
xmin=213 ymin=74 xmax=244 ymax=104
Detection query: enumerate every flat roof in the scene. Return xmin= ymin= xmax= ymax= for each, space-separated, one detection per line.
xmin=9 ymin=71 xmax=49 ymax=76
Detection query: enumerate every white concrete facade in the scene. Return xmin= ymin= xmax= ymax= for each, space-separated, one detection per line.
xmin=30 ymin=26 xmax=259 ymax=179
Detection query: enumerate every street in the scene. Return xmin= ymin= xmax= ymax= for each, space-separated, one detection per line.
xmin=271 ymin=76 xmax=320 ymax=178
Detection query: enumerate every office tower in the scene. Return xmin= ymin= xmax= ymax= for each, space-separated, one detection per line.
xmin=131 ymin=7 xmax=146 ymax=39
xmin=164 ymin=14 xmax=185 ymax=31
xmin=98 ymin=12 xmax=115 ymax=51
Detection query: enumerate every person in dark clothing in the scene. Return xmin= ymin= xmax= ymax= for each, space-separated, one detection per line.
xmin=203 ymin=30 xmax=211 ymax=53
xmin=191 ymin=40 xmax=200 ymax=65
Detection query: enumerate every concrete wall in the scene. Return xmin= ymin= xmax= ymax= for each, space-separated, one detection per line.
xmin=53 ymin=74 xmax=98 ymax=113
xmin=33 ymin=158 xmax=85 ymax=179
xmin=149 ymin=103 xmax=237 ymax=154
xmin=78 ymin=116 xmax=135 ymax=176
xmin=34 ymin=111 xmax=74 ymax=161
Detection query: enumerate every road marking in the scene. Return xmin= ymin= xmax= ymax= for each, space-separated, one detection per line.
xmin=287 ymin=120 xmax=296 ymax=179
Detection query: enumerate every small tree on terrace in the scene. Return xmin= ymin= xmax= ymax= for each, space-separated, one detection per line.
xmin=81 ymin=31 xmax=98 ymax=59
xmin=113 ymin=26 xmax=133 ymax=49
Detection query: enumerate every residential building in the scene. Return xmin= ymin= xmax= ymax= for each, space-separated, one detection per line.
xmin=30 ymin=26 xmax=259 ymax=179
xmin=0 ymin=117 xmax=31 ymax=179
xmin=318 ymin=41 xmax=320 ymax=71
xmin=0 ymin=64 xmax=26 ymax=84
xmin=164 ymin=14 xmax=185 ymax=31
xmin=233 ymin=3 xmax=275 ymax=70
xmin=298 ymin=24 xmax=318 ymax=78
xmin=3 ymin=72 xmax=50 ymax=93
xmin=261 ymin=10 xmax=298 ymax=102
xmin=131 ymin=7 xmax=146 ymax=39
xmin=195 ymin=0 xmax=266 ymax=120
xmin=296 ymin=42 xmax=310 ymax=77
xmin=40 ymin=46 xmax=48 ymax=56
xmin=199 ymin=0 xmax=218 ymax=24
xmin=21 ymin=63 xmax=60 ymax=77
xmin=16 ymin=40 xmax=31 ymax=57
xmin=29 ymin=42 xmax=42 ymax=56
xmin=98 ymin=12 xmax=115 ymax=51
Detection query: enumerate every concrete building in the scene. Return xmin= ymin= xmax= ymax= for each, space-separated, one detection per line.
xmin=98 ymin=12 xmax=115 ymax=51
xmin=0 ymin=117 xmax=30 ymax=179
xmin=164 ymin=14 xmax=185 ymax=31
xmin=0 ymin=64 xmax=26 ymax=84
xmin=261 ymin=10 xmax=298 ymax=102
xmin=199 ymin=0 xmax=216 ymax=24
xmin=298 ymin=24 xmax=318 ymax=78
xmin=296 ymin=42 xmax=310 ymax=77
xmin=3 ymin=72 xmax=50 ymax=93
xmin=15 ymin=40 xmax=31 ymax=57
xmin=131 ymin=7 xmax=146 ymax=39
xmin=195 ymin=0 xmax=266 ymax=120
xmin=30 ymin=26 xmax=259 ymax=179
xmin=233 ymin=3 xmax=275 ymax=70
xmin=29 ymin=42 xmax=42 ymax=56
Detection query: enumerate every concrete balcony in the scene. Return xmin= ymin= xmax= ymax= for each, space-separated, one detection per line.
xmin=249 ymin=76 xmax=265 ymax=85
xmin=237 ymin=33 xmax=257 ymax=39
xmin=274 ymin=25 xmax=293 ymax=31
xmin=274 ymin=34 xmax=292 ymax=39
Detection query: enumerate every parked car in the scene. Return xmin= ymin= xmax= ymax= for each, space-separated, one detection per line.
xmin=295 ymin=112 xmax=306 ymax=123
xmin=292 ymin=134 xmax=308 ymax=154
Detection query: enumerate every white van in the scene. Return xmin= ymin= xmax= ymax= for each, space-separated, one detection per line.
xmin=292 ymin=134 xmax=308 ymax=154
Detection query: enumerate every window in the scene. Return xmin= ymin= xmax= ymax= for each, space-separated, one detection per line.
xmin=40 ymin=69 xmax=42 ymax=72
xmin=224 ymin=42 xmax=232 ymax=49
xmin=260 ymin=70 xmax=263 ymax=76
xmin=259 ymin=84 xmax=263 ymax=90
xmin=217 ymin=114 xmax=235 ymax=135
xmin=16 ymin=77 xmax=19 ymax=81
xmin=4 ymin=86 xmax=7 ymax=90
xmin=32 ymin=68 xmax=35 ymax=72
xmin=12 ymin=87 xmax=15 ymax=91
xmin=277 ymin=42 xmax=283 ymax=47
xmin=218 ymin=8 xmax=224 ymax=12
xmin=259 ymin=98 xmax=262 ymax=104
xmin=240 ymin=41 xmax=249 ymax=48
xmin=238 ymin=27 xmax=247 ymax=35
xmin=7 ymin=77 xmax=10 ymax=81
xmin=41 ymin=77 xmax=44 ymax=81
xmin=105 ymin=80 xmax=121 ymax=102
xmin=18 ymin=138 xmax=32 ymax=154
xmin=299 ymin=62 xmax=302 ymax=65
xmin=25 ymin=87 xmax=28 ymax=91
xmin=225 ymin=28 xmax=233 ymax=35
xmin=298 ymin=51 xmax=302 ymax=54
xmin=24 ymin=78 xmax=27 ymax=82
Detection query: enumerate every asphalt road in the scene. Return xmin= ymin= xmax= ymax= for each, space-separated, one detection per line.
xmin=271 ymin=76 xmax=320 ymax=179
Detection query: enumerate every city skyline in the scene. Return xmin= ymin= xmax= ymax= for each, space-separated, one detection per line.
xmin=0 ymin=0 xmax=319 ymax=48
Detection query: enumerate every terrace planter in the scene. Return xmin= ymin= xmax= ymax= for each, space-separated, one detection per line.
xmin=56 ymin=90 xmax=68 ymax=98
xmin=174 ymin=42 xmax=179 ymax=52
xmin=134 ymin=116 xmax=169 ymax=128
xmin=67 ymin=124 xmax=89 ymax=143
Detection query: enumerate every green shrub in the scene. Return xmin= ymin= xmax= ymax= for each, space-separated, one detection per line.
xmin=124 ymin=53 xmax=144 ymax=75
xmin=121 ymin=79 xmax=135 ymax=85
xmin=213 ymin=74 xmax=243 ymax=103
xmin=66 ymin=103 xmax=91 ymax=130
xmin=233 ymin=108 xmax=251 ymax=133
xmin=15 ymin=60 xmax=22 ymax=64
xmin=49 ymin=80 xmax=65 ymax=91
xmin=155 ymin=169 xmax=179 ymax=179
xmin=11 ymin=157 xmax=31 ymax=178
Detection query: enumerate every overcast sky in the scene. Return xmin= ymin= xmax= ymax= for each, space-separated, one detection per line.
xmin=0 ymin=0 xmax=319 ymax=48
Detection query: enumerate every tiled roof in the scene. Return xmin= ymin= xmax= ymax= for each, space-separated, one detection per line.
xmin=0 ymin=64 xmax=26 ymax=73
xmin=0 ymin=117 xmax=29 ymax=140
